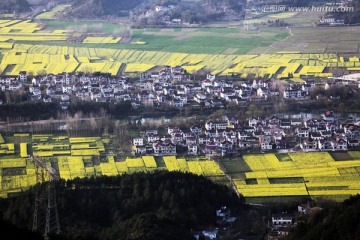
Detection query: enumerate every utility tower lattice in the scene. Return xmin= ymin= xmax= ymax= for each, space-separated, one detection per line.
xmin=32 ymin=155 xmax=61 ymax=240
xmin=243 ymin=0 xmax=255 ymax=31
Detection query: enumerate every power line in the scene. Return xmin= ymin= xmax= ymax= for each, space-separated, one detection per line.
xmin=32 ymin=155 xmax=60 ymax=240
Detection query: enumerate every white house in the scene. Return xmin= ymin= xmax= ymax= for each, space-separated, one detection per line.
xmin=190 ymin=125 xmax=202 ymax=135
xmin=19 ymin=71 xmax=27 ymax=82
xmin=202 ymin=227 xmax=218 ymax=240
xmin=134 ymin=145 xmax=146 ymax=155
xmin=283 ymin=88 xmax=305 ymax=99
xmin=272 ymin=214 xmax=293 ymax=226
xmin=296 ymin=127 xmax=309 ymax=138
xmin=188 ymin=145 xmax=198 ymax=155
xmin=152 ymin=141 xmax=176 ymax=155
xmin=133 ymin=138 xmax=144 ymax=146
xmin=194 ymin=93 xmax=207 ymax=103
xmin=147 ymin=134 xmax=160 ymax=143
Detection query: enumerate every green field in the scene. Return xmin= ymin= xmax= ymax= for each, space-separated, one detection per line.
xmin=36 ymin=20 xmax=288 ymax=54
xmin=41 ymin=20 xmax=126 ymax=35
xmin=6 ymin=11 xmax=358 ymax=56
xmin=10 ymin=12 xmax=360 ymax=56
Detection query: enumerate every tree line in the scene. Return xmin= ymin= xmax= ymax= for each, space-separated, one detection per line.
xmin=0 ymin=101 xmax=132 ymax=122
xmin=287 ymin=194 xmax=360 ymax=240
xmin=0 ymin=171 xmax=247 ymax=240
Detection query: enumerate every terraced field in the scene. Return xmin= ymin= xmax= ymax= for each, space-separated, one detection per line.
xmin=0 ymin=133 xmax=225 ymax=198
xmin=229 ymin=152 xmax=360 ymax=202
xmin=0 ymin=18 xmax=359 ymax=78
xmin=35 ymin=4 xmax=71 ymax=20
xmin=2 ymin=132 xmax=360 ymax=201
xmin=2 ymin=42 xmax=359 ymax=77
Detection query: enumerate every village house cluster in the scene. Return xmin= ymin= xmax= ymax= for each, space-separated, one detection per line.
xmin=267 ymin=204 xmax=323 ymax=239
xmin=143 ymin=4 xmax=183 ymax=25
xmin=2 ymin=68 xmax=360 ymax=157
xmin=133 ymin=111 xmax=360 ymax=156
xmin=193 ymin=206 xmax=238 ymax=240
xmin=142 ymin=2 xmax=242 ymax=25
xmin=0 ymin=66 xmax=323 ymax=109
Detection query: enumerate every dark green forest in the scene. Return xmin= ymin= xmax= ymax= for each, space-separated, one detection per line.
xmin=0 ymin=171 xmax=247 ymax=240
xmin=334 ymin=0 xmax=360 ymax=24
xmin=1 ymin=171 xmax=360 ymax=239
xmin=66 ymin=0 xmax=144 ymax=18
xmin=288 ymin=194 xmax=360 ymax=240
xmin=0 ymin=0 xmax=30 ymax=13
xmin=0 ymin=100 xmax=132 ymax=121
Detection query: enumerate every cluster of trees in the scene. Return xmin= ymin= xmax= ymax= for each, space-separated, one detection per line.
xmin=202 ymin=0 xmax=243 ymax=12
xmin=67 ymin=101 xmax=132 ymax=118
xmin=1 ymin=171 xmax=359 ymax=240
xmin=0 ymin=102 xmax=60 ymax=121
xmin=64 ymin=0 xmax=144 ymax=18
xmin=0 ymin=217 xmax=44 ymax=240
xmin=267 ymin=19 xmax=288 ymax=27
xmin=27 ymin=0 xmax=71 ymax=6
xmin=0 ymin=101 xmax=132 ymax=122
xmin=0 ymin=0 xmax=30 ymax=13
xmin=288 ymin=194 xmax=360 ymax=240
xmin=0 ymin=171 xmax=246 ymax=240
xmin=332 ymin=0 xmax=360 ymax=24
xmin=2 ymin=83 xmax=360 ymax=126
xmin=0 ymin=89 xmax=28 ymax=104
xmin=133 ymin=0 xmax=245 ymax=27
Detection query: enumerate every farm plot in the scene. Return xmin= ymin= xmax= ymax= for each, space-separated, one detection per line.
xmin=0 ymin=20 xmax=67 ymax=41
xmin=0 ymin=17 xmax=359 ymax=78
xmin=0 ymin=40 xmax=358 ymax=78
xmin=0 ymin=133 xmax=226 ymax=197
xmin=83 ymin=37 xmax=122 ymax=44
xmin=35 ymin=5 xmax=71 ymax=20
xmin=233 ymin=152 xmax=360 ymax=202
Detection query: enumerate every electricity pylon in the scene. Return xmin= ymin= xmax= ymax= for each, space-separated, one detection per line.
xmin=32 ymin=155 xmax=60 ymax=240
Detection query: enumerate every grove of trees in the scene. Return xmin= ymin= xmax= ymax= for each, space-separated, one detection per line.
xmin=0 ymin=171 xmax=247 ymax=240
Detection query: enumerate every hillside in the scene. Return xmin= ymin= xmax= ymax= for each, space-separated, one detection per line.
xmin=0 ymin=171 xmax=253 ymax=240
xmin=288 ymin=194 xmax=360 ymax=240
xmin=200 ymin=0 xmax=243 ymax=11
xmin=65 ymin=0 xmax=145 ymax=18
xmin=0 ymin=0 xmax=30 ymax=13
xmin=0 ymin=218 xmax=45 ymax=240
xmin=332 ymin=0 xmax=360 ymax=24
xmin=27 ymin=0 xmax=71 ymax=5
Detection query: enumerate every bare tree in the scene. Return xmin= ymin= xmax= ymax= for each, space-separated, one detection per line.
xmin=81 ymin=66 xmax=93 ymax=75
xmin=271 ymin=79 xmax=286 ymax=96
xmin=5 ymin=91 xmax=11 ymax=104
xmin=114 ymin=120 xmax=132 ymax=158
xmin=89 ymin=116 xmax=98 ymax=134
xmin=37 ymin=69 xmax=47 ymax=76
xmin=112 ymin=26 xmax=133 ymax=38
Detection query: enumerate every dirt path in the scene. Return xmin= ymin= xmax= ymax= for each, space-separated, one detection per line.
xmin=261 ymin=26 xmax=294 ymax=55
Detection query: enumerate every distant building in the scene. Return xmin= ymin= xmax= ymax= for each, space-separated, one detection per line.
xmin=19 ymin=71 xmax=27 ymax=82
xmin=272 ymin=214 xmax=293 ymax=226
xmin=322 ymin=111 xmax=335 ymax=122
xmin=201 ymin=227 xmax=218 ymax=240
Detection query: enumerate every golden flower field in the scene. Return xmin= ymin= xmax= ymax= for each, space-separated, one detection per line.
xmin=1 ymin=133 xmax=360 ymax=201
xmin=232 ymin=152 xmax=360 ymax=201
xmin=0 ymin=133 xmax=225 ymax=198
xmin=0 ymin=19 xmax=359 ymax=78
